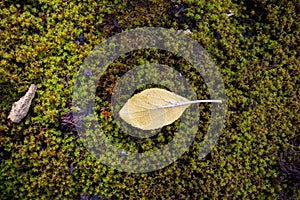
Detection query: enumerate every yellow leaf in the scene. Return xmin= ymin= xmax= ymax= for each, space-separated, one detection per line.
xmin=119 ymin=88 xmax=222 ymax=130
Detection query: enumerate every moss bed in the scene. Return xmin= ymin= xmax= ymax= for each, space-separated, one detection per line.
xmin=0 ymin=0 xmax=299 ymax=199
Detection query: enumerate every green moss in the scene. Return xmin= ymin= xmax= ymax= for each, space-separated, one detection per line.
xmin=0 ymin=0 xmax=299 ymax=199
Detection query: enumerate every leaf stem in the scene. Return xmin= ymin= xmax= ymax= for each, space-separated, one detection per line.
xmin=157 ymin=100 xmax=222 ymax=109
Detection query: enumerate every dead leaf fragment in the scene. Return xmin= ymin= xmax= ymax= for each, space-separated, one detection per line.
xmin=8 ymin=84 xmax=37 ymax=123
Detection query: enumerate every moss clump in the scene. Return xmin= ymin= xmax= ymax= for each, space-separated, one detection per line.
xmin=0 ymin=0 xmax=299 ymax=199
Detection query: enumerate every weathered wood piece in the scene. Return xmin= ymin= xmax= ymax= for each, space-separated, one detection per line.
xmin=8 ymin=84 xmax=37 ymax=123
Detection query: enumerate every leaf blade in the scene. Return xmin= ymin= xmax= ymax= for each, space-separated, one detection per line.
xmin=119 ymin=88 xmax=221 ymax=130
